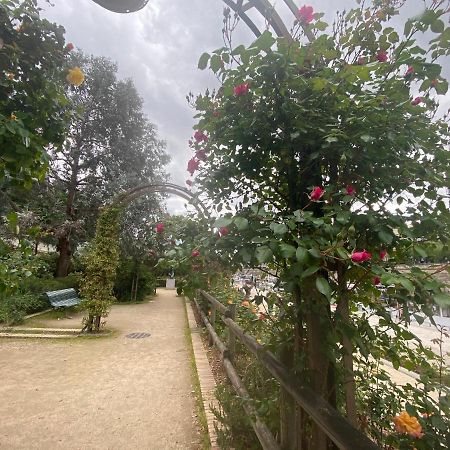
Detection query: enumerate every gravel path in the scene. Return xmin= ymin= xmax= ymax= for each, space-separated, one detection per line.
xmin=0 ymin=289 xmax=200 ymax=450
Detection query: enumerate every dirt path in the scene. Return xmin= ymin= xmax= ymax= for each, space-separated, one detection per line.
xmin=0 ymin=289 xmax=200 ymax=450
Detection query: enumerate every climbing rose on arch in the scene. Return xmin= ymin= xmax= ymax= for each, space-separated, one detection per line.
xmin=187 ymin=158 xmax=200 ymax=176
xmin=310 ymin=186 xmax=324 ymax=201
xmin=194 ymin=130 xmax=208 ymax=142
xmin=233 ymin=83 xmax=249 ymax=96
xmin=351 ymin=250 xmax=372 ymax=262
xmin=297 ymin=5 xmax=314 ymax=23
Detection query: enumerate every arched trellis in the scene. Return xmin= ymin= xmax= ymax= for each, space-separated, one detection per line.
xmin=112 ymin=182 xmax=210 ymax=219
xmin=91 ymin=0 xmax=301 ymax=39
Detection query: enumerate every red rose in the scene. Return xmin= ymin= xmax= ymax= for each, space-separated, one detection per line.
xmin=64 ymin=42 xmax=74 ymax=52
xmin=233 ymin=83 xmax=250 ymax=96
xmin=346 ymin=185 xmax=356 ymax=196
xmin=310 ymin=186 xmax=324 ymax=201
xmin=411 ymin=96 xmax=423 ymax=106
xmin=187 ymin=158 xmax=200 ymax=175
xmin=297 ymin=5 xmax=314 ymax=24
xmin=219 ymin=226 xmax=229 ymax=237
xmin=192 ymin=249 xmax=200 ymax=257
xmin=351 ymin=250 xmax=372 ymax=262
xmin=373 ymin=276 xmax=381 ymax=285
xmin=379 ymin=249 xmax=388 ymax=260
xmin=376 ymin=51 xmax=388 ymax=62
xmin=155 ymin=223 xmax=164 ymax=233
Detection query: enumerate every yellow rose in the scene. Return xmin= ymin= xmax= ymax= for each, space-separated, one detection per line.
xmin=66 ymin=67 xmax=85 ymax=86
xmin=9 ymin=113 xmax=17 ymax=121
xmin=393 ymin=411 xmax=423 ymax=439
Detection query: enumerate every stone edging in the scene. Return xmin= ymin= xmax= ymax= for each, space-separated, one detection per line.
xmin=185 ymin=299 xmax=221 ymax=450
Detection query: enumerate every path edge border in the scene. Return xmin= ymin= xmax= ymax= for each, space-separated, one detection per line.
xmin=184 ymin=297 xmax=221 ymax=450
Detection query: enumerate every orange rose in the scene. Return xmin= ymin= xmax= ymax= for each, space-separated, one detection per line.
xmin=393 ymin=411 xmax=423 ymax=439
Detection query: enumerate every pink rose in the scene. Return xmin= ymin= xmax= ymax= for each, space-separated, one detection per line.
xmin=186 ymin=180 xmax=193 ymax=187
xmin=310 ymin=186 xmax=324 ymax=201
xmin=187 ymin=158 xmax=200 ymax=176
xmin=379 ymin=249 xmax=388 ymax=260
xmin=233 ymin=83 xmax=250 ymax=96
xmin=155 ymin=223 xmax=164 ymax=233
xmin=297 ymin=5 xmax=314 ymax=24
xmin=194 ymin=130 xmax=208 ymax=142
xmin=411 ymin=96 xmax=423 ymax=106
xmin=351 ymin=250 xmax=372 ymax=262
xmin=376 ymin=51 xmax=388 ymax=62
xmin=192 ymin=249 xmax=200 ymax=257
xmin=346 ymin=185 xmax=356 ymax=196
xmin=195 ymin=149 xmax=206 ymax=161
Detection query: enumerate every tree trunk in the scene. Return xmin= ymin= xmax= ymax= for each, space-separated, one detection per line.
xmin=56 ymin=235 xmax=71 ymax=277
xmin=55 ymin=152 xmax=79 ymax=277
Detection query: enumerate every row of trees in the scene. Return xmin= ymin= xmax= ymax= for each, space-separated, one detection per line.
xmin=1 ymin=1 xmax=169 ymax=316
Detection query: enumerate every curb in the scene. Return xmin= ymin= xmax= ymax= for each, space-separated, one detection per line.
xmin=185 ymin=299 xmax=221 ymax=450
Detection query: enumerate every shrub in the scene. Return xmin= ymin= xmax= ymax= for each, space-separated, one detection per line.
xmin=114 ymin=258 xmax=156 ymax=302
xmin=0 ymin=293 xmax=50 ymax=325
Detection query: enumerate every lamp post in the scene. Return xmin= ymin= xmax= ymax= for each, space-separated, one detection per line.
xmin=91 ymin=0 xmax=300 ymax=38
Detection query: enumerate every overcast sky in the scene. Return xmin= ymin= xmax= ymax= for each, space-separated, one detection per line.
xmin=40 ymin=1 xmax=444 ymax=213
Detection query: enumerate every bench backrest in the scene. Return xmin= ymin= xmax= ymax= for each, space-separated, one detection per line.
xmin=45 ymin=288 xmax=80 ymax=307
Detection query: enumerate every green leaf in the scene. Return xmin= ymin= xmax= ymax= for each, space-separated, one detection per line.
xmin=198 ymin=52 xmax=210 ymax=70
xmin=210 ymin=54 xmax=222 ymax=73
xmin=280 ymin=243 xmax=296 ymax=258
xmin=270 ymin=222 xmax=287 ymax=235
xmin=435 ymin=79 xmax=448 ymax=95
xmin=308 ymin=248 xmax=321 ymax=259
xmin=414 ymin=245 xmax=427 ymax=258
xmin=431 ymin=19 xmax=445 ymax=33
xmin=360 ymin=135 xmax=374 ymax=143
xmin=251 ymin=30 xmax=276 ymax=51
xmin=434 ymin=292 xmax=450 ymax=307
xmin=301 ymin=265 xmax=320 ymax=278
xmin=234 ymin=217 xmax=249 ymax=231
xmin=336 ymin=248 xmax=348 ymax=259
xmin=316 ymin=277 xmax=332 ymax=299
xmin=255 ymin=246 xmax=273 ymax=264
xmin=214 ymin=217 xmax=233 ymax=228
xmin=296 ymin=247 xmax=308 ymax=263
xmin=399 ymin=278 xmax=415 ymax=292
xmin=378 ymin=229 xmax=393 ymax=244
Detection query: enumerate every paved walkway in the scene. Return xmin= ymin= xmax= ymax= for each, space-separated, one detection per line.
xmin=0 ymin=289 xmax=199 ymax=450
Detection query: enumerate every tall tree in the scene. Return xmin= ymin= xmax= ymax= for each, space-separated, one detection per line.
xmin=50 ymin=53 xmax=169 ymax=277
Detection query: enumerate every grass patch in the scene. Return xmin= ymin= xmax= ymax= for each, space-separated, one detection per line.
xmin=183 ymin=298 xmax=210 ymax=450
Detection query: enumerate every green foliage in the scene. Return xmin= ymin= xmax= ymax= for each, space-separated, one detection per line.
xmin=0 ymin=0 xmax=70 ymax=189
xmin=114 ymin=257 xmax=156 ymax=302
xmin=79 ymin=206 xmax=121 ymax=331
xmin=191 ymin=0 xmax=450 ymax=447
xmin=0 ymin=293 xmax=49 ymax=324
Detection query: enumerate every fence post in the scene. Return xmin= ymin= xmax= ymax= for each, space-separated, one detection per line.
xmin=227 ymin=303 xmax=237 ymax=359
xmin=208 ymin=303 xmax=216 ymax=346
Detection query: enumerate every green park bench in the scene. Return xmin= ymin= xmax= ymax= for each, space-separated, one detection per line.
xmin=45 ymin=288 xmax=80 ymax=308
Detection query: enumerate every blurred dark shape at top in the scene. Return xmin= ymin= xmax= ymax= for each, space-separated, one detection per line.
xmin=91 ymin=0 xmax=149 ymax=14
